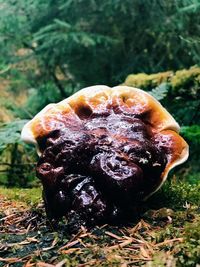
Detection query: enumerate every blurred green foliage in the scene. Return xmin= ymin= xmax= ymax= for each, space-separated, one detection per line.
xmin=0 ymin=120 xmax=28 ymax=152
xmin=0 ymin=121 xmax=37 ymax=187
xmin=1 ymin=0 xmax=200 ymax=89
xmin=124 ymin=66 xmax=200 ymax=181
xmin=0 ymin=0 xmax=199 ymax=186
xmin=125 ymin=66 xmax=200 ymax=125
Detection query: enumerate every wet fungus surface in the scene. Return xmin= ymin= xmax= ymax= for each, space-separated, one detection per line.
xmin=21 ymin=86 xmax=189 ymax=230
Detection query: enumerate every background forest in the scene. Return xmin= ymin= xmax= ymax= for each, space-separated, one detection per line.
xmin=0 ymin=0 xmax=199 ymax=187
xmin=0 ymin=1 xmax=200 ymax=266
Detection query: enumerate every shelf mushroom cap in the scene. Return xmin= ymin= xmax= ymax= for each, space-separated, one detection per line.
xmin=21 ymin=85 xmax=189 ymax=199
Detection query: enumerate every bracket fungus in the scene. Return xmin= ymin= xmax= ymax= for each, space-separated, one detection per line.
xmin=21 ymin=85 xmax=189 ymax=230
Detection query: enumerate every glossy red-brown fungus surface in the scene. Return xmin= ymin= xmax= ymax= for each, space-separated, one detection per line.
xmin=36 ymin=100 xmax=171 ymax=230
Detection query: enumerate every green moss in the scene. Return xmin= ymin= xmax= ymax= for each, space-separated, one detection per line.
xmin=162 ymin=180 xmax=200 ymax=207
xmin=0 ymin=186 xmax=42 ymax=205
xmin=124 ymin=71 xmax=172 ymax=89
xmin=147 ymin=252 xmax=177 ymax=267
xmin=124 ymin=66 xmax=200 ymax=98
xmin=178 ymin=221 xmax=200 ymax=265
xmin=145 ymin=177 xmax=200 ymax=267
xmin=148 ymin=178 xmax=200 ymax=213
xmin=171 ymin=66 xmax=200 ymax=89
xmin=154 ymin=217 xmax=200 ymax=267
xmin=145 ymin=207 xmax=200 ymax=267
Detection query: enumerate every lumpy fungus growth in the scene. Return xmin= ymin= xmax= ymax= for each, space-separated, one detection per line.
xmin=21 ymin=86 xmax=188 ymax=230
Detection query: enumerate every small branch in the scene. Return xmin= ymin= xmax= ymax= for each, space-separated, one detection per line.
xmin=0 ymin=65 xmax=11 ymax=75
xmin=0 ymin=162 xmax=36 ymax=167
xmin=50 ymin=70 xmax=66 ymax=97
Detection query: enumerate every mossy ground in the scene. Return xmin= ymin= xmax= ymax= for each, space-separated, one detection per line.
xmin=0 ymin=177 xmax=199 ymax=267
xmin=0 ymin=187 xmax=41 ymax=206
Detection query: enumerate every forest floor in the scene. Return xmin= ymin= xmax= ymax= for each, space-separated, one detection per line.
xmin=0 ymin=178 xmax=200 ymax=267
